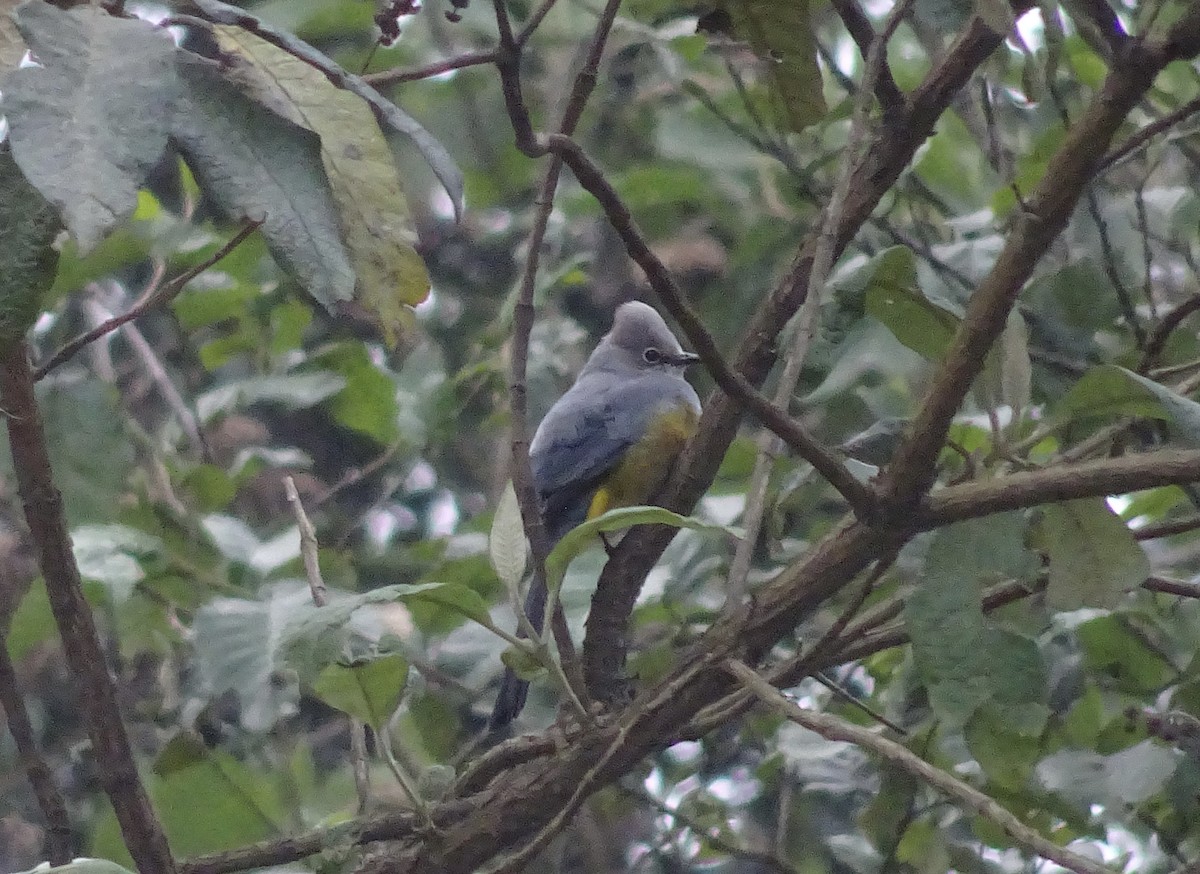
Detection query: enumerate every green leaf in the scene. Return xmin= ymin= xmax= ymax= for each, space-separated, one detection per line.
xmin=545 ymin=505 xmax=735 ymax=592
xmin=1061 ymin=365 xmax=1200 ymax=446
xmin=190 ymin=0 xmax=462 ymax=217
xmin=0 ymin=145 xmax=59 ymax=341
xmin=311 ymin=652 xmax=409 ymax=729
xmin=1042 ymin=499 xmax=1149 ymax=610
xmin=172 ymin=52 xmax=356 ymax=310
xmin=905 ymin=515 xmax=1038 ymax=724
xmin=1076 ymin=614 xmax=1174 ymax=693
xmin=965 ymin=703 xmax=1042 ymax=790
xmin=864 ymin=251 xmax=960 ymax=362
xmin=490 ymin=481 xmax=528 ymax=591
xmin=192 ymin=583 xmax=309 ymax=732
xmin=0 ymin=379 xmax=136 ymax=527
xmin=212 ymin=26 xmax=431 ymax=342
xmin=718 ymin=0 xmax=826 ymax=132
xmin=280 ymin=582 xmax=492 ymax=678
xmin=4 ymin=0 xmax=176 ymax=250
xmin=976 ymin=308 xmax=1032 ymax=424
xmin=311 ymin=342 xmax=401 ymax=444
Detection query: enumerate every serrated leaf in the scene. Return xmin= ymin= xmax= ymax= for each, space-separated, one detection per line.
xmin=490 ymin=481 xmax=528 ymax=590
xmin=1061 ymin=364 xmax=1200 ymax=446
xmin=212 ymin=26 xmax=430 ymax=344
xmin=0 ymin=145 xmax=59 ymax=341
xmin=1043 ymin=499 xmax=1149 ymax=610
xmin=905 ymin=515 xmax=1038 ymax=724
xmin=719 ymin=0 xmax=826 ymax=132
xmin=4 ymin=0 xmax=175 ymax=251
xmin=172 ymin=52 xmax=356 ymax=309
xmin=545 ymin=505 xmax=736 ymax=592
xmin=311 ymin=652 xmax=409 ymax=729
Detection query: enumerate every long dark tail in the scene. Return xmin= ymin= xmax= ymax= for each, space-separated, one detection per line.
xmin=488 ymin=576 xmax=547 ymax=731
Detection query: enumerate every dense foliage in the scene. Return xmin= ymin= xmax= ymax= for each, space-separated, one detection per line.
xmin=5 ymin=0 xmax=1200 ymax=872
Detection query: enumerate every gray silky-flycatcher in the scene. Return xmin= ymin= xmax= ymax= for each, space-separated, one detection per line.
xmin=490 ymin=301 xmax=702 ymax=730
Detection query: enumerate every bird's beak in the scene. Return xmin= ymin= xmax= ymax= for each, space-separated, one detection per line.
xmin=669 ymin=351 xmax=701 ymax=367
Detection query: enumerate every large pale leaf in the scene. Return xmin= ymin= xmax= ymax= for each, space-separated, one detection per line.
xmin=189 ymin=0 xmax=462 ymax=217
xmin=192 ymin=583 xmax=310 ymax=732
xmin=1037 ymin=741 xmax=1178 ymax=808
xmin=172 ymin=52 xmax=356 ymax=309
xmin=4 ymin=0 xmax=175 ymax=250
xmin=0 ymin=145 xmax=59 ymax=341
xmin=1042 ymin=499 xmax=1149 ymax=610
xmin=212 ymin=27 xmax=430 ymax=343
xmin=719 ymin=0 xmax=826 ymax=132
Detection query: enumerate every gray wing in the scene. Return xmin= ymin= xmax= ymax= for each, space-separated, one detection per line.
xmin=530 ymin=373 xmax=699 ymax=542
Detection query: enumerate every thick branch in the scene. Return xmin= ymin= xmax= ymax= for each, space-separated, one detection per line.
xmin=919 ymin=448 xmax=1200 ymax=526
xmin=0 ymin=342 xmax=177 ymax=873
xmin=881 ymin=19 xmax=1200 ymax=506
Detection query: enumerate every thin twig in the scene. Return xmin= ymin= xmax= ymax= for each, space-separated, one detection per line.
xmin=35 ymin=219 xmax=261 ymax=380
xmin=1135 ymin=513 xmax=1200 ymax=540
xmin=618 ymin=783 xmax=800 ymax=874
xmin=725 ymin=0 xmax=913 ymax=600
xmin=1140 ymin=294 xmax=1200 ymax=372
xmin=726 ymin=660 xmax=1117 ymax=874
xmin=284 ymin=476 xmax=371 ymax=811
xmin=1100 ymin=94 xmax=1200 ymax=172
xmin=364 ymin=49 xmax=498 ymax=85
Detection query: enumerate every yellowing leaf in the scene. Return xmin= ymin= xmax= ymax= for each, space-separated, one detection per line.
xmin=213 ymin=26 xmax=430 ymax=346
xmin=1 ymin=0 xmax=25 ymax=73
xmin=719 ymin=0 xmax=826 ymax=132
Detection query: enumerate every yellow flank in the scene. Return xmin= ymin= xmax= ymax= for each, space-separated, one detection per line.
xmin=586 ymin=403 xmax=699 ymax=520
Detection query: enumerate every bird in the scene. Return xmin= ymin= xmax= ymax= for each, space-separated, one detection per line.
xmin=489 ymin=300 xmax=703 ymax=731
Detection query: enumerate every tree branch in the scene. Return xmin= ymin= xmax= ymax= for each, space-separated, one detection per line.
xmin=35 ymin=218 xmax=260 ymax=381
xmin=0 ymin=342 xmax=177 ymax=873
xmin=725 ymin=660 xmax=1117 ymax=874
xmin=880 ymin=15 xmax=1200 ymax=506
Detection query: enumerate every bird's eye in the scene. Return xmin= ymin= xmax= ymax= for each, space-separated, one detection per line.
xmin=643 ymin=348 xmax=663 ymax=364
